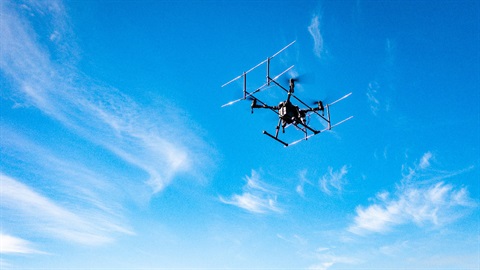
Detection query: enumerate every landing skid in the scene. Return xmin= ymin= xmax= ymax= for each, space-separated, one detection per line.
xmin=263 ymin=131 xmax=289 ymax=147
xmin=264 ymin=115 xmax=354 ymax=147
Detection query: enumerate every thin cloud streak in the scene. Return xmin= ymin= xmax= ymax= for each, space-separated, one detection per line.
xmin=319 ymin=165 xmax=349 ymax=195
xmin=308 ymin=14 xmax=325 ymax=59
xmin=0 ymin=0 xmax=213 ymax=259
xmin=0 ymin=0 xmax=213 ymax=195
xmin=419 ymin=151 xmax=433 ymax=169
xmin=0 ymin=173 xmax=134 ymax=245
xmin=296 ymin=166 xmax=349 ymax=197
xmin=0 ymin=234 xmax=42 ymax=255
xmin=308 ymin=247 xmax=361 ymax=270
xmin=0 ymin=125 xmax=130 ymax=219
xmin=220 ymin=170 xmax=282 ymax=214
xmin=349 ymin=152 xmax=476 ymax=235
xmin=366 ymin=38 xmax=396 ymax=116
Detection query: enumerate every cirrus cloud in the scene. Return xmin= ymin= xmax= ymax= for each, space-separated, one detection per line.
xmin=349 ymin=152 xmax=476 ymax=235
xmin=308 ymin=14 xmax=325 ymax=59
xmin=220 ymin=170 xmax=282 ymax=214
xmin=0 ymin=0 xmax=213 ymax=195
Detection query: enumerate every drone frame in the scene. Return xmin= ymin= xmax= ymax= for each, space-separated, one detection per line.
xmin=222 ymin=41 xmax=352 ymax=147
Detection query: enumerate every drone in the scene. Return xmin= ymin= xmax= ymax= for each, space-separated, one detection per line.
xmin=222 ymin=40 xmax=352 ymax=147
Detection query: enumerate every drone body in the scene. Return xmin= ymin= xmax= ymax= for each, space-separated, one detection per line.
xmin=222 ymin=41 xmax=352 ymax=147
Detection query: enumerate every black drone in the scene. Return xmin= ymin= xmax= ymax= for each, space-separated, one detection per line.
xmin=222 ymin=41 xmax=352 ymax=147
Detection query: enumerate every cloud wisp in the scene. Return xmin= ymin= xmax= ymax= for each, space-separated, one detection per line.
xmin=0 ymin=0 xmax=213 ymax=195
xmin=0 ymin=234 xmax=42 ymax=255
xmin=296 ymin=166 xmax=349 ymax=197
xmin=308 ymin=247 xmax=360 ymax=270
xmin=308 ymin=14 xmax=325 ymax=59
xmin=0 ymin=0 xmax=214 ymax=260
xmin=0 ymin=173 xmax=134 ymax=248
xmin=319 ymin=165 xmax=349 ymax=195
xmin=220 ymin=170 xmax=282 ymax=214
xmin=349 ymin=152 xmax=476 ymax=235
xmin=366 ymin=38 xmax=396 ymax=116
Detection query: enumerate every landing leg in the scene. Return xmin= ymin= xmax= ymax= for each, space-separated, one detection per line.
xmin=275 ymin=118 xmax=282 ymax=137
xmin=263 ymin=131 xmax=289 ymax=147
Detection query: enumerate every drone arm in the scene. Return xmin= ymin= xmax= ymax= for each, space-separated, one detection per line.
xmin=252 ymin=104 xmax=276 ymax=110
xmin=249 ymin=94 xmax=279 ymax=114
xmin=251 ymin=102 xmax=276 ymax=113
xmin=301 ymin=107 xmax=323 ymax=114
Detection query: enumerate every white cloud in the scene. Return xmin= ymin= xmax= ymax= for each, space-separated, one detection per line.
xmin=0 ymin=0 xmax=213 ymax=195
xmin=366 ymin=39 xmax=396 ymax=116
xmin=379 ymin=240 xmax=409 ymax=256
xmin=220 ymin=170 xmax=282 ymax=214
xmin=0 ymin=173 xmax=134 ymax=245
xmin=308 ymin=14 xmax=325 ymax=58
xmin=349 ymin=153 xmax=476 ymax=235
xmin=308 ymin=247 xmax=360 ymax=270
xmin=0 ymin=126 xmax=131 ymax=214
xmin=295 ymin=167 xmax=349 ymax=197
xmin=419 ymin=151 xmax=433 ymax=169
xmin=0 ymin=234 xmax=42 ymax=254
xmin=296 ymin=169 xmax=310 ymax=197
xmin=319 ymin=165 xmax=349 ymax=195
xmin=366 ymin=81 xmax=380 ymax=115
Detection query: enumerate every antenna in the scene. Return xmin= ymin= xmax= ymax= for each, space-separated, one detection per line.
xmin=220 ymin=40 xmax=352 ymax=147
xmin=221 ymin=40 xmax=296 ymax=88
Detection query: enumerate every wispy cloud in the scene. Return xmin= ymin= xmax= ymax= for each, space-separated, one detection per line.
xmin=0 ymin=173 xmax=133 ymax=246
xmin=308 ymin=247 xmax=361 ymax=270
xmin=296 ymin=169 xmax=311 ymax=197
xmin=0 ymin=126 xmax=130 ymax=213
xmin=349 ymin=152 xmax=476 ymax=235
xmin=308 ymin=14 xmax=325 ymax=59
xmin=296 ymin=166 xmax=349 ymax=197
xmin=419 ymin=151 xmax=433 ymax=169
xmin=366 ymin=81 xmax=381 ymax=115
xmin=319 ymin=165 xmax=349 ymax=195
xmin=0 ymin=0 xmax=213 ymax=195
xmin=220 ymin=170 xmax=282 ymax=214
xmin=0 ymin=0 xmax=214 ymax=263
xmin=0 ymin=234 xmax=42 ymax=255
xmin=367 ymin=38 xmax=396 ymax=116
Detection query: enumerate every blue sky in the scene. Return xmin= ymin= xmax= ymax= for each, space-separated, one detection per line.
xmin=1 ymin=0 xmax=479 ymax=269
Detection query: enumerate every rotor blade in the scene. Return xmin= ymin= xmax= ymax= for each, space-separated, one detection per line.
xmin=283 ymin=72 xmax=316 ymax=86
xmin=327 ymin=92 xmax=352 ymax=106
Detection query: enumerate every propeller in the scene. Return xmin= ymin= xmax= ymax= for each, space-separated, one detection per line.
xmin=309 ymin=100 xmax=325 ymax=108
xmin=282 ymin=72 xmax=316 ymax=86
xmin=303 ymin=97 xmax=326 ymax=107
xmin=305 ymin=90 xmax=330 ymax=106
xmin=304 ymin=100 xmax=325 ymax=115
